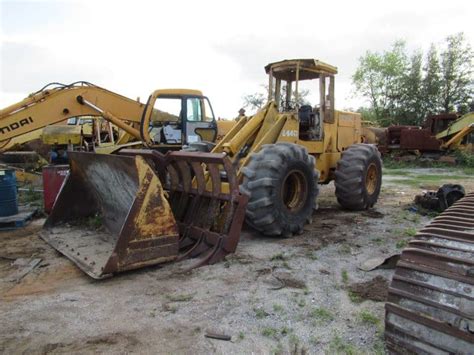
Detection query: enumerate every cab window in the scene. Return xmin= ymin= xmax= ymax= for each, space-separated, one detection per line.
xmin=186 ymin=98 xmax=202 ymax=122
xmin=203 ymin=98 xmax=215 ymax=122
xmin=152 ymin=97 xmax=182 ymax=124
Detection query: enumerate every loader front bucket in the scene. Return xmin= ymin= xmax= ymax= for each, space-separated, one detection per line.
xmin=40 ymin=152 xmax=180 ymax=279
xmin=41 ymin=149 xmax=248 ymax=279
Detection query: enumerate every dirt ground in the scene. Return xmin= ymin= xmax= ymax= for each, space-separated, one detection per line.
xmin=1 ymin=167 xmax=473 ymax=354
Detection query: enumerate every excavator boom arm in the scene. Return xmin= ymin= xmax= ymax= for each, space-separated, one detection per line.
xmin=0 ymin=82 xmax=145 ymax=148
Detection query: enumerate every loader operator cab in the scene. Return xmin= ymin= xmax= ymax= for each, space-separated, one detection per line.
xmin=265 ymin=59 xmax=336 ymax=141
xmin=143 ymin=90 xmax=217 ymax=150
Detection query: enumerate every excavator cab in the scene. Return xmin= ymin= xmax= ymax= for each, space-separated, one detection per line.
xmin=144 ymin=90 xmax=218 ymax=149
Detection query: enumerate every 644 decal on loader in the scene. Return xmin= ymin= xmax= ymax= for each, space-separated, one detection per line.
xmin=40 ymin=150 xmax=247 ymax=279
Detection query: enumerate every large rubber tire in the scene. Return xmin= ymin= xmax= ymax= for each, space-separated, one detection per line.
xmin=240 ymin=143 xmax=319 ymax=236
xmin=334 ymin=143 xmax=382 ymax=210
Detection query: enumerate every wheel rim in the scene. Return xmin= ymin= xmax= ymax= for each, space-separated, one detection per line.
xmin=281 ymin=170 xmax=307 ymax=212
xmin=365 ymin=163 xmax=378 ymax=195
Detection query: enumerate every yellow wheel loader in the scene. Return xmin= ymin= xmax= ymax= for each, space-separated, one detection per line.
xmin=41 ymin=58 xmax=381 ymax=278
xmin=211 ymin=58 xmax=382 ymax=236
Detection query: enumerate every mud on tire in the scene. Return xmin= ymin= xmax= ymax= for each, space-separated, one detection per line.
xmin=240 ymin=143 xmax=319 ymax=236
xmin=335 ymin=143 xmax=382 ymax=210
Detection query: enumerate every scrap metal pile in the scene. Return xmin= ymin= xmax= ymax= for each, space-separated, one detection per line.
xmin=385 ymin=192 xmax=474 ymax=353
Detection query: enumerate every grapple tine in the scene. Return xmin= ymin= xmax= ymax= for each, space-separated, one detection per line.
xmin=162 ymin=151 xmax=248 ymax=266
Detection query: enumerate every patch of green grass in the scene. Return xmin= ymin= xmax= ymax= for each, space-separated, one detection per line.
xmin=271 ymin=342 xmax=284 ymax=355
xmin=238 ymin=331 xmax=245 ymax=340
xmin=404 ymin=227 xmax=417 ymax=237
xmin=288 ymin=333 xmax=300 ymax=348
xmin=310 ymin=307 xmax=334 ymax=323
xmin=398 ymin=210 xmax=420 ymax=223
xmin=273 ymin=304 xmax=284 ymax=313
xmin=372 ymin=329 xmax=386 ymax=355
xmin=341 ymin=269 xmax=349 ymax=285
xmin=371 ymin=237 xmax=384 ymax=245
xmin=347 ymin=290 xmax=362 ymax=303
xmin=281 ymin=261 xmax=291 ymax=269
xmin=384 ymin=168 xmax=411 ymax=176
xmin=270 ymin=252 xmax=287 ymax=261
xmin=358 ymin=310 xmax=380 ymax=325
xmin=396 ymin=239 xmax=409 ymax=249
xmin=166 ymin=293 xmax=194 ymax=302
xmin=262 ymin=327 xmax=279 ymax=338
xmin=393 ymin=228 xmax=404 ymax=237
xmin=389 ymin=173 xmax=468 ymax=188
xmin=296 ymin=298 xmax=306 ymax=308
xmin=326 ymin=334 xmax=360 ymax=355
xmin=280 ymin=326 xmax=291 ymax=336
xmin=455 ymin=150 xmax=474 ymax=168
xmin=254 ymin=307 xmax=269 ymax=319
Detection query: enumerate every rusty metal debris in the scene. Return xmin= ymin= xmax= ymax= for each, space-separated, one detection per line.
xmin=40 ymin=150 xmax=247 ymax=279
xmin=385 ymin=192 xmax=474 ymax=353
xmin=414 ymin=183 xmax=465 ymax=212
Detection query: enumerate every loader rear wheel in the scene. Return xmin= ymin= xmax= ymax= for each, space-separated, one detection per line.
xmin=335 ymin=144 xmax=382 ymax=210
xmin=241 ymin=143 xmax=319 ymax=236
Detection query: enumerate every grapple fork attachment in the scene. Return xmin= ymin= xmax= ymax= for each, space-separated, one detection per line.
xmin=41 ymin=149 xmax=248 ymax=279
xmin=121 ymin=149 xmax=248 ymax=267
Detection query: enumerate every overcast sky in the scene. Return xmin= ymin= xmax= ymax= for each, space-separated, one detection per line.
xmin=1 ymin=0 xmax=473 ymax=118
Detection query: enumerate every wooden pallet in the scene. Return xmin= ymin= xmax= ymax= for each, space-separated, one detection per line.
xmin=0 ymin=209 xmax=37 ymax=230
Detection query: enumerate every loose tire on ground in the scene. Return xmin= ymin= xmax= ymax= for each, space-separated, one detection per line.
xmin=334 ymin=143 xmax=382 ymax=210
xmin=240 ymin=143 xmax=319 ymax=236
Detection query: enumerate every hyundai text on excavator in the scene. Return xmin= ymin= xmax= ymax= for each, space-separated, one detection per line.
xmin=41 ymin=59 xmax=382 ymax=278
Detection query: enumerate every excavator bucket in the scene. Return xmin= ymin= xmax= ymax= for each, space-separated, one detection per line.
xmin=40 ymin=150 xmax=247 ymax=279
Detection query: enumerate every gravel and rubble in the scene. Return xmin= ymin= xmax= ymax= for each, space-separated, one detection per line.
xmin=1 ymin=168 xmax=472 ymax=354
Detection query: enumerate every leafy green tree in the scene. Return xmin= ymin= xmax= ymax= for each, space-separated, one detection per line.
xmin=400 ymin=51 xmax=424 ymax=125
xmin=439 ymin=33 xmax=474 ymax=113
xmin=353 ymin=33 xmax=473 ymax=126
xmin=352 ymin=41 xmax=408 ymax=126
xmin=422 ymin=44 xmax=442 ymax=115
xmin=242 ymin=91 xmax=266 ymax=110
xmin=243 ymin=85 xmax=310 ymax=111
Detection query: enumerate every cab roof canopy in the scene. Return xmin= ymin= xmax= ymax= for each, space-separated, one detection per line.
xmin=264 ymin=59 xmax=338 ymax=81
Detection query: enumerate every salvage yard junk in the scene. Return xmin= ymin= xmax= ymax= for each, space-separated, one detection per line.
xmin=385 ymin=192 xmax=474 ymax=353
xmin=414 ymin=184 xmax=466 ymax=212
xmin=40 ymin=150 xmax=248 ymax=279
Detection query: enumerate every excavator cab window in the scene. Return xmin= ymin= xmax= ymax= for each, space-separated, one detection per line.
xmin=186 ymin=98 xmax=202 ymax=122
xmin=184 ymin=97 xmax=217 ymax=144
xmin=147 ymin=95 xmax=217 ymax=146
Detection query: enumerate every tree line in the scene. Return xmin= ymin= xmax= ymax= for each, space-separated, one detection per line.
xmin=353 ymin=33 xmax=474 ymax=127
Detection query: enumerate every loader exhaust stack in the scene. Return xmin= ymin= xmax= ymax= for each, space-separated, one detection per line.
xmin=40 ymin=150 xmax=247 ymax=279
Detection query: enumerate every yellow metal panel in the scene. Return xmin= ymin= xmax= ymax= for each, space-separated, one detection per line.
xmin=336 ymin=111 xmax=361 ymax=151
xmin=315 ymin=152 xmax=341 ymax=183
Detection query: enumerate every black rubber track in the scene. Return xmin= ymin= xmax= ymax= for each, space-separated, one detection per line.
xmin=334 ymin=143 xmax=382 ymax=210
xmin=240 ymin=143 xmax=319 ymax=236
